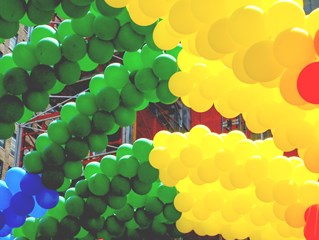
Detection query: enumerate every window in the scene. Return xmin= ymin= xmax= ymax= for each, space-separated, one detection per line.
xmin=0 ymin=139 xmax=5 ymax=148
xmin=10 ymin=137 xmax=16 ymax=156
xmin=9 ymin=35 xmax=18 ymax=50
xmin=0 ymin=160 xmax=3 ymax=179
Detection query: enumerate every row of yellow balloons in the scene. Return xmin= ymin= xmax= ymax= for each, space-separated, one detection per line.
xmin=149 ymin=125 xmax=319 ymax=240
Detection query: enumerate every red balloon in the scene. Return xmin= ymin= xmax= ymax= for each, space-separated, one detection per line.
xmin=297 ymin=62 xmax=319 ymax=104
xmin=304 ymin=204 xmax=319 ymax=240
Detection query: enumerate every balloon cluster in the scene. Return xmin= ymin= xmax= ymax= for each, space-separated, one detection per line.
xmin=0 ymin=168 xmax=59 ymax=237
xmin=149 ymin=125 xmax=319 ymax=239
xmin=14 ymin=139 xmax=183 ymax=239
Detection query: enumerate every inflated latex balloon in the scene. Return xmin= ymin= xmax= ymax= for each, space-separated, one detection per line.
xmin=116 ymin=23 xmax=145 ymax=52
xmin=71 ymin=0 xmax=93 ymax=6
xmin=93 ymin=15 xmax=120 ymax=40
xmin=113 ymin=105 xmax=136 ymax=126
xmin=0 ymin=181 xmax=12 ymax=210
xmin=37 ymin=216 xmax=59 ymax=238
xmin=54 ymin=58 xmax=81 ymax=85
xmin=42 ymin=142 xmax=65 ymax=168
xmin=61 ymin=34 xmax=87 ymax=62
xmin=20 ymin=173 xmax=44 ymax=196
xmin=95 ymin=86 xmax=120 ymax=112
xmin=32 ymin=0 xmax=61 ymax=11
xmin=26 ymin=2 xmax=55 ymax=25
xmin=49 ymin=80 xmax=66 ymax=94
xmin=12 ymin=42 xmax=39 ymax=71
xmin=41 ymin=169 xmax=65 ymax=189
xmin=76 ymin=92 xmax=97 ymax=115
xmin=36 ymin=188 xmax=59 ymax=209
xmin=132 ymin=138 xmax=153 ymax=163
xmin=71 ymin=11 xmax=95 ymax=37
xmin=152 ymin=54 xmax=178 ymax=80
xmin=88 ymin=132 xmax=108 ymax=152
xmin=78 ymin=53 xmax=99 ymax=72
xmin=65 ymin=195 xmax=84 ymax=217
xmin=0 ymin=17 xmax=19 ymax=39
xmin=104 ymin=63 xmax=130 ymax=89
xmin=0 ymin=95 xmax=24 ymax=123
xmin=0 ymin=0 xmax=26 ymax=22
xmin=63 ymin=161 xmax=83 ymax=179
xmin=30 ymin=25 xmax=56 ymax=45
xmin=35 ymin=37 xmax=62 ymax=65
xmin=87 ymin=36 xmax=114 ymax=64
xmin=92 ymin=111 xmax=115 ymax=133
xmin=120 ymin=83 xmax=144 ymax=108
xmin=3 ymin=67 xmax=29 ymax=95
xmin=61 ymin=0 xmax=90 ymax=19
xmin=117 ymin=155 xmax=139 ymax=178
xmin=88 ymin=173 xmax=110 ymax=196
xmin=110 ymin=175 xmax=131 ymax=196
xmin=100 ymin=155 xmax=118 ymax=178
xmin=123 ymin=50 xmax=143 ymax=72
xmin=0 ymin=54 xmax=17 ymax=75
xmin=156 ymin=80 xmax=178 ymax=104
xmin=95 ymin=0 xmax=123 ymax=16
xmin=134 ymin=68 xmax=159 ymax=92
xmin=68 ymin=113 xmax=91 ymax=138
xmin=29 ymin=65 xmax=57 ymax=91
xmin=297 ymin=62 xmax=319 ymax=104
xmin=65 ymin=138 xmax=89 ymax=161
xmin=56 ymin=20 xmax=75 ymax=42
xmin=22 ymin=91 xmax=50 ymax=112
xmin=47 ymin=120 xmax=71 ymax=145
xmin=5 ymin=167 xmax=26 ymax=194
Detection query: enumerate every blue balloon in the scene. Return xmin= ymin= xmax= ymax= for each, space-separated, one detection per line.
xmin=0 ymin=182 xmax=12 ymax=211
xmin=29 ymin=197 xmax=47 ymax=218
xmin=3 ymin=207 xmax=25 ymax=228
xmin=0 ymin=225 xmax=12 ymax=237
xmin=0 ymin=211 xmax=4 ymax=229
xmin=10 ymin=192 xmax=35 ymax=216
xmin=4 ymin=168 xmax=26 ymax=195
xmin=20 ymin=173 xmax=45 ymax=196
xmin=35 ymin=188 xmax=59 ymax=209
xmin=0 ymin=234 xmax=14 ymax=240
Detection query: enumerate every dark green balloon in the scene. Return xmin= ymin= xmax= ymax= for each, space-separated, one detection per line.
xmin=100 ymin=155 xmax=118 ymax=178
xmin=115 ymin=204 xmax=134 ymax=222
xmin=141 ymin=44 xmax=162 ymax=68
xmin=88 ymin=132 xmax=108 ymax=152
xmin=41 ymin=169 xmax=65 ymax=189
xmin=107 ymin=195 xmax=126 ymax=209
xmin=75 ymin=179 xmax=90 ymax=198
xmin=0 ymin=121 xmax=15 ymax=139
xmin=42 ymin=142 xmax=65 ymax=168
xmin=132 ymin=138 xmax=153 ymax=163
xmin=110 ymin=175 xmax=131 ymax=196
xmin=105 ymin=216 xmax=125 ymax=236
xmin=117 ymin=155 xmax=139 ymax=178
xmin=65 ymin=195 xmax=85 ymax=217
xmin=145 ymin=33 xmax=162 ymax=52
xmin=0 ymin=0 xmax=26 ymax=22
xmin=151 ymin=220 xmax=167 ymax=235
xmin=166 ymin=44 xmax=182 ymax=59
xmin=117 ymin=23 xmax=145 ymax=52
xmin=96 ymin=86 xmax=120 ymax=112
xmin=95 ymin=0 xmax=123 ymax=17
xmin=0 ymin=95 xmax=24 ymax=123
xmin=35 ymin=37 xmax=62 ymax=65
xmin=65 ymin=138 xmax=89 ymax=161
xmin=131 ymin=21 xmax=156 ymax=35
xmin=120 ymin=83 xmax=144 ymax=108
xmin=58 ymin=216 xmax=81 ymax=238
xmin=47 ymin=120 xmax=71 ymax=145
xmin=114 ymin=106 xmax=136 ymax=127
xmin=71 ymin=0 xmax=93 ymax=6
xmin=68 ymin=113 xmax=91 ymax=138
xmin=131 ymin=176 xmax=152 ymax=195
xmin=152 ymin=54 xmax=177 ymax=80
xmin=54 ymin=58 xmax=81 ymax=85
xmin=156 ymin=80 xmax=178 ymax=104
xmin=88 ymin=36 xmax=114 ymax=64
xmin=22 ymin=91 xmax=50 ymax=112
xmin=0 ymin=17 xmax=19 ymax=39
xmin=27 ymin=2 xmax=55 ymax=25
xmin=93 ymin=15 xmax=120 ymax=41
xmin=76 ymin=92 xmax=97 ymax=115
xmin=145 ymin=197 xmax=163 ymax=216
xmin=71 ymin=12 xmax=95 ymax=37
xmin=85 ymin=195 xmax=107 ymax=216
xmin=88 ymin=173 xmax=110 ymax=196
xmin=32 ymin=0 xmax=61 ymax=11
xmin=3 ymin=67 xmax=29 ymax=95
xmin=29 ymin=64 xmax=57 ymax=91
xmin=92 ymin=111 xmax=115 ymax=133
xmin=137 ymin=162 xmax=159 ymax=184
xmin=143 ymin=89 xmax=159 ymax=103
xmin=56 ymin=19 xmax=75 ymax=42
xmin=157 ymin=185 xmax=177 ymax=204
xmin=163 ymin=203 xmax=181 ymax=222
xmin=61 ymin=0 xmax=90 ymax=18
xmin=62 ymin=34 xmax=87 ymax=62
xmin=134 ymin=208 xmax=151 ymax=228
xmin=84 ymin=216 xmax=104 ymax=232
xmin=23 ymin=151 xmax=44 ymax=173
xmin=104 ymin=63 xmax=130 ymax=89
xmin=134 ymin=68 xmax=158 ymax=92
xmin=63 ymin=161 xmax=83 ymax=179
xmin=38 ymin=216 xmax=59 ymax=237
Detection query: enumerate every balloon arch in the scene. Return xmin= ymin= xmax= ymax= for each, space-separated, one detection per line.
xmin=1 ymin=0 xmax=319 ymax=239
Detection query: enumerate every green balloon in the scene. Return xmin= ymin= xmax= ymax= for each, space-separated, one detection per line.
xmin=104 ymin=63 xmax=129 ymax=89
xmin=85 ymin=216 xmax=104 ymax=232
xmin=3 ymin=67 xmax=29 ymax=95
xmin=42 ymin=142 xmax=65 ymax=168
xmin=38 ymin=216 xmax=59 ymax=237
xmin=96 ymin=230 xmax=112 ymax=240
xmin=84 ymin=162 xmax=101 ymax=179
xmin=89 ymin=74 xmax=107 ymax=95
xmin=145 ymin=33 xmax=162 ymax=52
xmin=95 ymin=0 xmax=123 ymax=17
xmin=58 ymin=216 xmax=81 ymax=238
xmin=48 ymin=120 xmax=71 ymax=144
xmin=0 ymin=95 xmax=24 ymax=123
xmin=134 ymin=208 xmax=151 ymax=228
xmin=0 ymin=0 xmax=26 ymax=22
xmin=131 ymin=176 xmax=152 ymax=195
xmin=62 ymin=34 xmax=87 ymax=62
xmin=54 ymin=58 xmax=81 ymax=85
xmin=78 ymin=53 xmax=98 ymax=72
xmin=110 ymin=175 xmax=131 ymax=196
xmin=88 ymin=132 xmax=108 ymax=152
xmin=88 ymin=173 xmax=110 ymax=196
xmin=71 ymin=0 xmax=93 ymax=7
xmin=152 ymin=54 xmax=178 ymax=80
xmin=115 ymin=204 xmax=134 ymax=222
xmin=75 ymin=179 xmax=90 ymax=197
xmin=127 ymin=191 xmax=146 ymax=209
xmin=60 ymin=102 xmax=79 ymax=123
xmin=108 ymin=194 xmax=127 ymax=209
xmin=0 ymin=122 xmax=15 ymax=139
xmin=106 ymin=123 xmax=120 ymax=135
xmin=27 ymin=2 xmax=55 ymax=25
xmin=100 ymin=155 xmax=118 ymax=178
xmin=12 ymin=42 xmax=39 ymax=71
xmin=20 ymin=13 xmax=36 ymax=27
xmin=134 ymin=68 xmax=159 ymax=92
xmin=141 ymin=44 xmax=162 ymax=68
xmin=35 ymin=37 xmax=62 ymax=65
xmin=156 ymin=80 xmax=178 ymax=104
xmin=163 ymin=203 xmax=181 ymax=222
xmin=61 ymin=0 xmax=90 ymax=18
xmin=151 ymin=220 xmax=167 ymax=235
xmin=120 ymin=83 xmax=144 ymax=108
xmin=76 ymin=227 xmax=89 ymax=239
xmin=17 ymin=106 xmax=33 ymax=123
xmin=0 ymin=17 xmax=19 ymax=39
xmin=114 ymin=105 xmax=136 ymax=126
xmin=35 ymin=133 xmax=53 ymax=153
xmin=157 ymin=185 xmax=177 ymax=204
xmin=23 ymin=150 xmax=44 ymax=173
xmin=29 ymin=64 xmax=57 ymax=91
xmin=86 ymin=195 xmax=107 ymax=215
xmin=166 ymin=44 xmax=182 ymax=59
xmin=116 ymin=144 xmax=132 ymax=160
xmin=76 ymin=92 xmax=97 ymax=115
xmin=65 ymin=195 xmax=85 ymax=217
xmin=57 ymin=177 xmax=72 ymax=192
xmin=117 ymin=23 xmax=145 ymax=52
xmin=96 ymin=86 xmax=120 ymax=112
xmin=47 ymin=196 xmax=67 ymax=221
xmin=131 ymin=21 xmax=156 ymax=35
xmin=30 ymin=25 xmax=56 ymax=45
xmin=41 ymin=169 xmax=65 ymax=189
xmin=115 ymin=7 xmax=130 ymax=26
xmin=123 ymin=50 xmax=143 ymax=72
xmin=117 ymin=155 xmax=139 ymax=178
xmin=137 ymin=162 xmax=159 ymax=184
xmin=56 ymin=19 xmax=75 ymax=42
xmin=92 ymin=111 xmax=115 ymax=133
xmin=68 ymin=113 xmax=91 ymax=138
xmin=145 ymin=197 xmax=163 ymax=216
xmin=32 ymin=0 xmax=61 ymax=11
xmin=88 ymin=36 xmax=114 ymax=64
xmin=105 ymin=216 xmax=125 ymax=236
xmin=0 ymin=54 xmax=17 ymax=75
xmin=21 ymin=217 xmax=38 ymax=240
xmin=132 ymin=138 xmax=153 ymax=163
xmin=49 ymin=80 xmax=65 ymax=94
xmin=63 ymin=161 xmax=83 ymax=179
xmin=55 ymin=3 xmax=70 ymax=19
xmin=93 ymin=15 xmax=120 ymax=41
xmin=135 ymin=98 xmax=149 ymax=111
xmin=71 ymin=11 xmax=95 ymax=37
xmin=23 ymin=90 xmax=50 ymax=112
xmin=65 ymin=138 xmax=89 ymax=161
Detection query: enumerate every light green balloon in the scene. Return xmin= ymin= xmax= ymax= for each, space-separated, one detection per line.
xmin=21 ymin=217 xmax=38 ymax=240
xmin=35 ymin=133 xmax=52 ymax=153
xmin=56 ymin=19 xmax=75 ymax=42
xmin=18 ymin=107 xmax=33 ymax=124
xmin=48 ymin=80 xmax=65 ymax=94
xmin=88 ymin=132 xmax=108 ymax=152
xmin=55 ymin=3 xmax=70 ymax=19
xmin=47 ymin=196 xmax=67 ymax=221
xmin=47 ymin=120 xmax=71 ymax=144
xmin=84 ymin=162 xmax=101 ymax=179
xmin=30 ymin=25 xmax=56 ymax=45
xmin=71 ymin=11 xmax=95 ymax=37
xmin=100 ymin=155 xmax=118 ymax=178
xmin=116 ymin=144 xmax=132 ymax=160
xmin=63 ymin=161 xmax=83 ymax=180
xmin=89 ymin=74 xmax=107 ymax=95
xmin=20 ymin=13 xmax=36 ymax=27
xmin=12 ymin=42 xmax=39 ymax=71
xmin=57 ymin=177 xmax=72 ymax=192
xmin=123 ymin=50 xmax=143 ymax=72
xmin=132 ymin=138 xmax=153 ymax=163
xmin=76 ymin=92 xmax=97 ymax=115
xmin=35 ymin=37 xmax=62 ymax=65
xmin=23 ymin=150 xmax=43 ymax=173
xmin=141 ymin=44 xmax=162 ymax=68
xmin=104 ymin=63 xmax=129 ymax=89
xmin=0 ymin=54 xmax=17 ymax=75
xmin=60 ymin=102 xmax=79 ymax=123
xmin=78 ymin=54 xmax=98 ymax=72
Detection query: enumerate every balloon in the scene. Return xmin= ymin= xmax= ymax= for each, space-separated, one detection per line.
xmin=61 ymin=34 xmax=87 ymax=62
xmin=104 ymin=0 xmax=128 ymax=8
xmin=29 ymin=65 xmax=56 ymax=92
xmin=141 ymin=44 xmax=162 ymax=68
xmin=56 ymin=20 xmax=75 ymax=42
xmin=12 ymin=42 xmax=39 ymax=71
xmin=42 ymin=143 xmax=65 ymax=169
xmin=35 ymin=37 xmax=62 ymax=65
xmin=5 ymin=167 xmax=26 ymax=194
xmin=92 ymin=111 xmax=115 ymax=133
xmin=108 ymin=195 xmax=127 ymax=209
xmin=26 ymin=2 xmax=54 ymax=25
xmin=30 ymin=25 xmax=56 ymax=45
xmin=63 ymin=161 xmax=83 ymax=179
xmin=71 ymin=11 xmax=95 ymax=37
xmin=3 ymin=68 xmax=29 ymax=95
xmin=11 ymin=192 xmax=35 ymax=215
xmin=0 ymin=122 xmax=15 ymax=139
xmin=71 ymin=0 xmax=93 ymax=6
xmin=134 ymin=68 xmax=159 ymax=92
xmin=3 ymin=207 xmax=26 ymax=228
xmin=152 ymin=19 xmax=180 ymax=51
xmin=29 ymin=200 xmax=47 ymax=218
xmin=0 ymin=0 xmax=25 ymax=22
xmin=86 ymin=195 xmax=107 ymax=215
xmin=93 ymin=15 xmax=120 ymax=41
xmin=135 ymin=208 xmax=151 ymax=228
xmin=156 ymin=80 xmax=178 ymax=104
xmin=152 ymin=54 xmax=178 ymax=80
xmin=75 ymin=92 xmax=97 ymax=115
xmin=0 ymin=181 xmax=12 ymax=210
xmin=88 ymin=132 xmax=109 ymax=152
xmin=89 ymin=74 xmax=107 ymax=95
xmin=131 ymin=176 xmax=152 ymax=195
xmin=95 ymin=0 xmax=123 ymax=16
xmin=120 ymin=83 xmax=144 ymax=108
xmin=0 ymin=225 xmax=12 ymax=237
xmin=54 ymin=58 xmax=81 ymax=85
xmin=46 ymin=196 xmax=67 ymax=221
xmin=35 ymin=133 xmax=52 ymax=153
xmin=47 ymin=120 xmax=71 ymax=145
xmin=145 ymin=197 xmax=163 ymax=216
xmin=49 ymin=80 xmax=65 ymax=94
xmin=0 ymin=54 xmax=17 ymax=75
xmin=20 ymin=173 xmax=44 ymax=196
xmin=32 ymin=0 xmax=60 ymax=11
xmin=57 ymin=178 xmax=72 ymax=192
xmin=297 ymin=62 xmax=319 ymax=104
xmin=41 ymin=169 xmax=65 ymax=190
xmin=36 ymin=188 xmax=59 ymax=209
xmin=123 ymin=50 xmax=143 ymax=72
xmin=104 ymin=63 xmax=129 ymax=89
xmin=105 ymin=215 xmax=125 ymax=236
xmin=87 ymin=36 xmax=114 ymax=64
xmin=115 ymin=204 xmax=134 ymax=222
xmin=88 ymin=173 xmax=110 ymax=196
xmin=117 ymin=155 xmax=139 ymax=178
xmin=0 ymin=17 xmax=19 ymax=39
xmin=137 ymin=162 xmax=159 ymax=183
xmin=113 ymin=105 xmax=136 ymax=126
xmin=38 ymin=216 xmax=59 ymax=237
xmin=116 ymin=23 xmax=145 ymax=52
xmin=100 ymin=155 xmax=118 ymax=178
xmin=78 ymin=53 xmax=99 ymax=72
xmin=95 ymin=86 xmax=120 ymax=112
xmin=84 ymin=162 xmax=102 ymax=179
xmin=60 ymin=102 xmax=79 ymax=123
xmin=0 ymin=95 xmax=24 ymax=123
xmin=65 ymin=195 xmax=84 ymax=217
xmin=110 ymin=175 xmax=131 ymax=196
xmin=61 ymin=0 xmax=90 ymax=18
xmin=132 ymin=138 xmax=153 ymax=163
xmin=65 ymin=138 xmax=89 ymax=161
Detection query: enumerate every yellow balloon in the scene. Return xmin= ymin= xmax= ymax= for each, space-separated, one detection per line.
xmin=222 ymin=130 xmax=247 ymax=149
xmin=153 ymin=130 xmax=171 ymax=148
xmin=268 ymin=156 xmax=293 ymax=181
xmin=229 ymin=5 xmax=268 ymax=46
xmin=202 ymin=215 xmax=222 ymax=236
xmin=273 ymin=28 xmax=315 ymax=68
xmin=215 ymin=93 xmax=240 ymax=119
xmin=197 ymin=158 xmax=220 ymax=183
xmin=177 ymin=49 xmax=202 ymax=72
xmin=272 ymin=180 xmax=298 ymax=205
xmin=167 ymin=158 xmax=189 ymax=180
xmin=243 ymin=40 xmax=284 ymax=82
xmin=168 ymin=71 xmax=194 ymax=97
xmin=232 ymin=48 xmax=256 ymax=84
xmin=276 ymin=221 xmax=293 ymax=238
xmin=229 ymin=165 xmax=252 ymax=188
xmin=214 ymin=149 xmax=236 ymax=171
xmin=305 ymin=8 xmax=319 ymax=37
xmin=232 ymin=192 xmax=253 ymax=215
xmin=188 ymin=86 xmax=214 ymax=112
xmin=174 ymin=192 xmax=194 ymax=212
xmin=250 ymin=206 xmax=268 ymax=226
xmin=286 ymin=119 xmax=316 ymax=149
xmin=166 ymin=132 xmax=188 ymax=157
xmin=149 ymin=146 xmax=172 ymax=169
xmin=257 ymin=138 xmax=283 ymax=160
xmin=273 ymin=202 xmax=287 ymax=221
xmin=245 ymin=156 xmax=268 ymax=181
xmin=104 ymin=0 xmax=130 ymax=8
xmin=188 ymin=124 xmax=211 ymax=144
xmin=159 ymin=169 xmax=179 ymax=187
xmin=200 ymin=132 xmax=224 ymax=158
xmin=234 ymin=139 xmax=259 ymax=163
xmin=204 ymin=191 xmax=224 ymax=212
xmin=153 ymin=19 xmax=181 ymax=50
xmin=230 ymin=217 xmax=253 ymax=240
xmin=138 ymin=0 xmax=172 ymax=18
xmin=198 ymin=75 xmax=224 ymax=101
xmin=284 ymin=203 xmax=307 ymax=228
xmin=127 ymin=0 xmax=158 ymax=26
xmin=190 ymin=0 xmax=228 ymax=23
xmin=192 ymin=200 xmax=211 ymax=220
xmin=302 ymin=144 xmax=319 ymax=173
xmin=255 ymin=178 xmax=275 ymax=202
xmin=221 ymin=201 xmax=240 ymax=222
xmin=189 ymin=168 xmax=206 ymax=185
xmin=219 ymin=172 xmax=236 ymax=190
xmin=180 ymin=144 xmax=204 ymax=167
xmin=176 ymin=216 xmax=194 ymax=233
xmin=299 ymin=180 xmax=319 ymax=206
xmin=193 ymin=221 xmax=207 ymax=236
